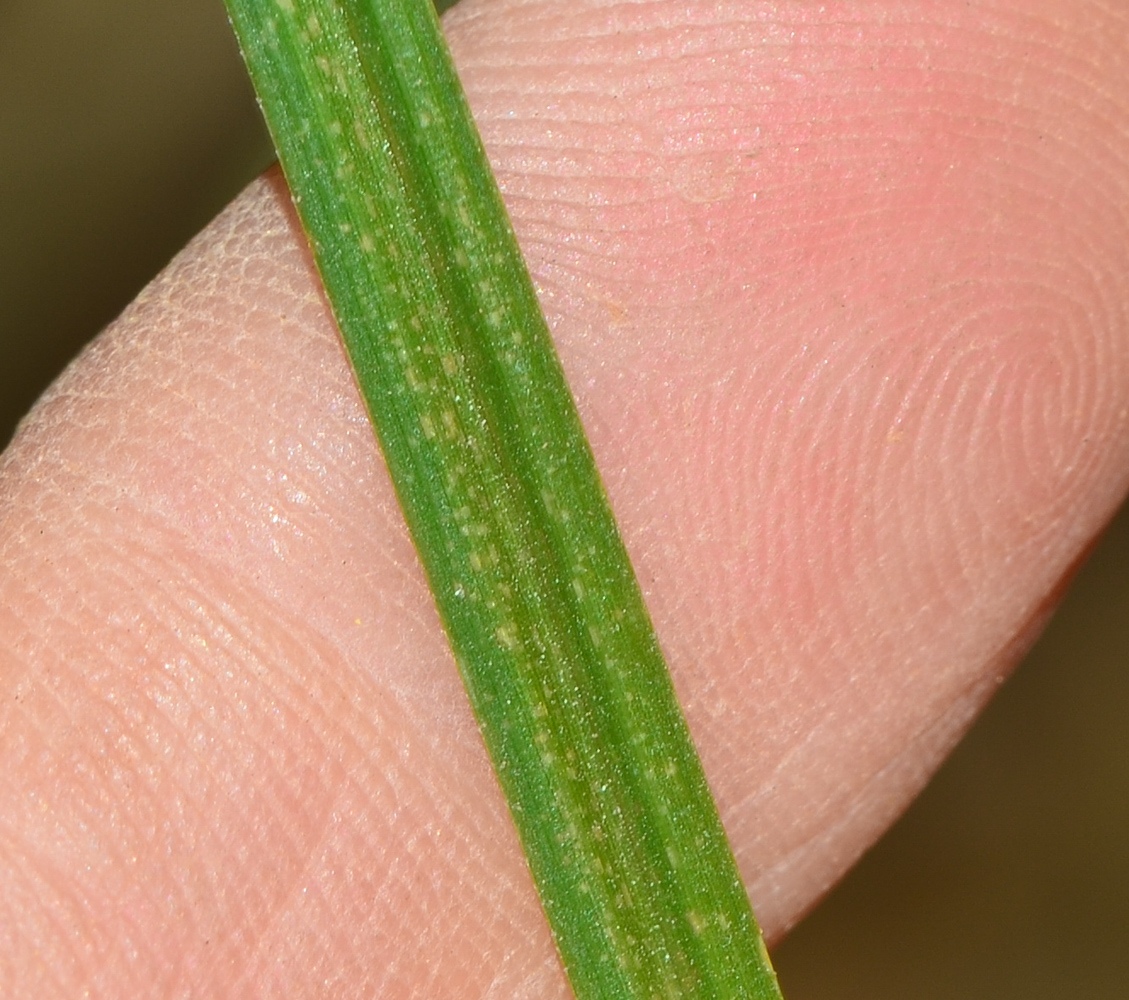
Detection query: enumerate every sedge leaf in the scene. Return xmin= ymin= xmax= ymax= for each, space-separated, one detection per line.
xmin=222 ymin=1 xmax=785 ymax=998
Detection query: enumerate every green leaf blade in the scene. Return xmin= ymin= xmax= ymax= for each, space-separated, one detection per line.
xmin=223 ymin=1 xmax=785 ymax=998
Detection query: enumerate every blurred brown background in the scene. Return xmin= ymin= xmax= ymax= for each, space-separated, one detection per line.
xmin=2 ymin=1 xmax=1126 ymax=996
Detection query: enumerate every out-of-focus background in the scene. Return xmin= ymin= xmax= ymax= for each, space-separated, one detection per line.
xmin=2 ymin=1 xmax=1126 ymax=996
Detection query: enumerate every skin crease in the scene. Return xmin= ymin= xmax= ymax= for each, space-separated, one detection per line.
xmin=2 ymin=0 xmax=1129 ymax=995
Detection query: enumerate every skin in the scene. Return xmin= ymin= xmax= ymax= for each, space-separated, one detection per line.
xmin=2 ymin=0 xmax=1129 ymax=995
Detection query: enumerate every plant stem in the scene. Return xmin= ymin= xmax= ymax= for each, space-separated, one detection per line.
xmin=222 ymin=1 xmax=784 ymax=997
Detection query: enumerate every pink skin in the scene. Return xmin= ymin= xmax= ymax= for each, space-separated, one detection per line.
xmin=3 ymin=0 xmax=1129 ymax=995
